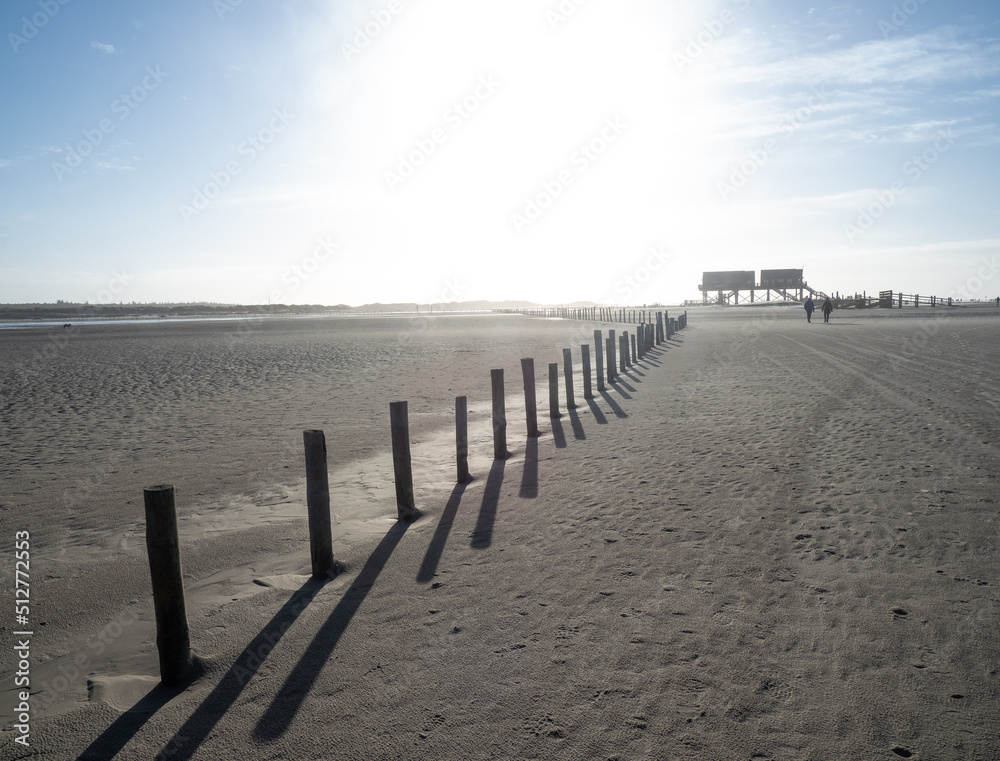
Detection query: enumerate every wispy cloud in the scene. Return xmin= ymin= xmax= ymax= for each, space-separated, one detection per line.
xmin=90 ymin=41 xmax=118 ymax=55
xmin=712 ymin=31 xmax=1000 ymax=88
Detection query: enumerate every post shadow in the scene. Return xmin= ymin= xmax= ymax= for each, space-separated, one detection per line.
xmin=585 ymin=398 xmax=608 ymax=425
xmin=416 ymin=481 xmax=469 ymax=583
xmin=615 ymin=376 xmax=638 ymax=394
xmin=254 ymin=521 xmax=412 ymax=742
xmin=140 ymin=577 xmax=329 ymax=761
xmin=610 ymin=382 xmax=633 ymax=400
xmin=599 ymin=389 xmax=628 ymax=419
xmin=567 ymin=407 xmax=586 ymax=440
xmin=76 ymin=667 xmax=203 ymax=761
xmin=471 ymin=458 xmax=507 ymax=549
xmin=518 ymin=436 xmax=538 ymax=499
xmin=550 ymin=416 xmax=567 ymax=449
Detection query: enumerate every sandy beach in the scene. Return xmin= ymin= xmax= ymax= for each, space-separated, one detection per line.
xmin=2 ymin=307 xmax=999 ymax=760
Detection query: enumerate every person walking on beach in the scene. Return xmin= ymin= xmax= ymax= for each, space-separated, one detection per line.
xmin=804 ymin=296 xmax=815 ymax=323
xmin=822 ymin=297 xmax=833 ymax=323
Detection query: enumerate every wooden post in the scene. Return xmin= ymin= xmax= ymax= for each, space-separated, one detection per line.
xmin=563 ymin=348 xmax=575 ymax=409
xmin=303 ymin=430 xmax=336 ymax=576
xmin=520 ymin=358 xmax=539 ymax=437
xmin=594 ymin=330 xmax=605 ymax=392
xmin=491 ymin=369 xmax=507 ymax=459
xmin=389 ymin=401 xmax=418 ymax=520
xmin=455 ymin=396 xmax=469 ymax=482
xmin=631 ymin=333 xmax=637 ymax=364
xmin=581 ymin=344 xmax=593 ymax=399
xmin=619 ymin=335 xmax=628 ymax=372
xmin=143 ymin=485 xmax=193 ymax=687
xmin=608 ymin=330 xmax=616 ymax=382
xmin=549 ymin=362 xmax=560 ymax=417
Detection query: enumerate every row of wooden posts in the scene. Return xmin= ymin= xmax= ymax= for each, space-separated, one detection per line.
xmin=142 ymin=311 xmax=688 ymax=685
xmin=498 ymin=306 xmax=672 ymax=325
xmin=877 ymin=290 xmax=955 ymax=309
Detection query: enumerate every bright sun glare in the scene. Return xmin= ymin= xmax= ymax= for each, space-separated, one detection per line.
xmin=298 ymin=1 xmax=720 ymax=305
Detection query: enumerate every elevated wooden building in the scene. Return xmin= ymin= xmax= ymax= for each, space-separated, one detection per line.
xmin=699 ymin=268 xmax=825 ymax=305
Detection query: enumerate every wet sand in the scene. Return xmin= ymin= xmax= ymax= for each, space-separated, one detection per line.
xmin=2 ymin=307 xmax=999 ymax=759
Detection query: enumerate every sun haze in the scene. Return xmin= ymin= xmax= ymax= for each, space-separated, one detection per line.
xmin=2 ymin=0 xmax=998 ymax=305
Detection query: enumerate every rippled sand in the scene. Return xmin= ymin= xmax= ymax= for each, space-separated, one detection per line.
xmin=3 ymin=307 xmax=999 ymax=760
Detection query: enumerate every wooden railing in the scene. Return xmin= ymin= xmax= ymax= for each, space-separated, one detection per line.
xmin=878 ymin=291 xmax=954 ymax=309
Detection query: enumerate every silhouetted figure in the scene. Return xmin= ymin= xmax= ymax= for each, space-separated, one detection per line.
xmin=822 ymin=297 xmax=833 ymax=323
xmin=804 ymin=297 xmax=815 ymax=323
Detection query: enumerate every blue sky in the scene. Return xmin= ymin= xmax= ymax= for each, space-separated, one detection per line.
xmin=1 ymin=0 xmax=998 ymax=306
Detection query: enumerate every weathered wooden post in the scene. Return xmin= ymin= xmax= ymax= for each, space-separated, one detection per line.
xmin=303 ymin=430 xmax=336 ymax=576
xmin=563 ymin=348 xmax=576 ymax=409
xmin=594 ymin=330 xmax=605 ymax=392
xmin=520 ymin=358 xmax=539 ymax=437
xmin=631 ymin=333 xmax=638 ymax=363
xmin=608 ymin=330 xmax=617 ymax=382
xmin=143 ymin=485 xmax=193 ymax=687
xmin=491 ymin=369 xmax=507 ymax=459
xmin=455 ymin=396 xmax=469 ymax=483
xmin=656 ymin=312 xmax=663 ymax=344
xmin=581 ymin=344 xmax=593 ymax=399
xmin=619 ymin=335 xmax=628 ymax=372
xmin=549 ymin=362 xmax=560 ymax=417
xmin=389 ymin=402 xmax=419 ymax=520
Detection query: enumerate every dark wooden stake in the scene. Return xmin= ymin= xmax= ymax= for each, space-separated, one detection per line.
xmin=303 ymin=430 xmax=336 ymax=577
xmin=549 ymin=362 xmax=560 ymax=417
xmin=581 ymin=344 xmax=593 ymax=399
xmin=456 ymin=395 xmax=469 ymax=483
xmin=521 ymin=358 xmax=539 ymax=437
xmin=491 ymin=369 xmax=507 ymax=459
xmin=390 ymin=401 xmax=418 ymax=520
xmin=563 ymin=348 xmax=576 ymax=409
xmin=143 ymin=485 xmax=193 ymax=687
xmin=594 ymin=330 xmax=605 ymax=392
xmin=607 ymin=330 xmax=616 ymax=382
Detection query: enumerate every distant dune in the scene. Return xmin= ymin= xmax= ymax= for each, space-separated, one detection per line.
xmin=0 ymin=300 xmax=604 ymax=323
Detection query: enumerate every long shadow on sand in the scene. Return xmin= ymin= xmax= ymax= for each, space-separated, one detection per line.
xmin=585 ymin=397 xmax=608 ymax=425
xmin=611 ymin=381 xmax=634 ymax=399
xmin=254 ymin=521 xmax=412 ymax=742
xmin=470 ymin=457 xmax=507 ymax=549
xmin=599 ymin=390 xmax=628 ymax=418
xmin=567 ymin=407 xmax=586 ymax=440
xmin=132 ymin=577 xmax=328 ymax=761
xmin=76 ymin=668 xmax=203 ymax=761
xmin=550 ymin=415 xmax=567 ymax=448
xmin=519 ymin=436 xmax=538 ymax=498
xmin=416 ymin=481 xmax=469 ymax=583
